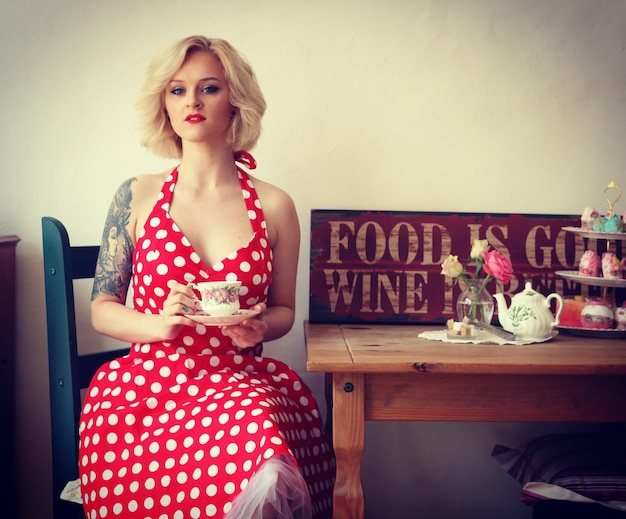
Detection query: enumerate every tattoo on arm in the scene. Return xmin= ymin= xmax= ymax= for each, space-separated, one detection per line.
xmin=91 ymin=178 xmax=136 ymax=301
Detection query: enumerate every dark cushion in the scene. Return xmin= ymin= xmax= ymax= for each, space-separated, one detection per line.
xmin=492 ymin=432 xmax=626 ymax=512
xmin=532 ymin=500 xmax=626 ymax=519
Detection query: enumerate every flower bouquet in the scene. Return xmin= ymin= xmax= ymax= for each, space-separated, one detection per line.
xmin=441 ymin=239 xmax=513 ymax=323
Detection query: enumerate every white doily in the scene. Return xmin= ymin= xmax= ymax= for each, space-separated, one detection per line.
xmin=418 ymin=329 xmax=558 ymax=346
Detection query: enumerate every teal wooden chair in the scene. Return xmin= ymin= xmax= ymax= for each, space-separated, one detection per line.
xmin=42 ymin=216 xmax=129 ymax=519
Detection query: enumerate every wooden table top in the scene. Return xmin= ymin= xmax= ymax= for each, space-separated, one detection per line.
xmin=304 ymin=322 xmax=626 ymax=376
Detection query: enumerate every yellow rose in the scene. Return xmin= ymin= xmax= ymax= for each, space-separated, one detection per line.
xmin=470 ymin=239 xmax=489 ymax=259
xmin=441 ymin=255 xmax=463 ymax=278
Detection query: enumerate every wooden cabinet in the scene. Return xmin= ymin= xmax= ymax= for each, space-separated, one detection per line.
xmin=0 ymin=235 xmax=20 ymax=519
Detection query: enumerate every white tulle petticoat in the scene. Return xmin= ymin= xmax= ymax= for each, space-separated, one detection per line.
xmin=226 ymin=454 xmax=312 ymax=519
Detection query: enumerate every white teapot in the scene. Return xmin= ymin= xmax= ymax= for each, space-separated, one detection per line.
xmin=493 ymin=282 xmax=563 ymax=340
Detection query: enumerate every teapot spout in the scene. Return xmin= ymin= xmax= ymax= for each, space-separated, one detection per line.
xmin=493 ymin=292 xmax=509 ymax=326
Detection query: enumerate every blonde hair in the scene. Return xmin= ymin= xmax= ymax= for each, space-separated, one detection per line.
xmin=137 ymin=36 xmax=266 ymax=159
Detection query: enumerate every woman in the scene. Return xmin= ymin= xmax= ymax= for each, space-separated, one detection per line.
xmin=80 ymin=35 xmax=334 ymax=518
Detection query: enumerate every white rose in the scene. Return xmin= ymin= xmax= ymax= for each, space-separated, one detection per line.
xmin=470 ymin=239 xmax=489 ymax=259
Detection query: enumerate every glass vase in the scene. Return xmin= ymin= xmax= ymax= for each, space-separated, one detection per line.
xmin=456 ymin=278 xmax=495 ymax=324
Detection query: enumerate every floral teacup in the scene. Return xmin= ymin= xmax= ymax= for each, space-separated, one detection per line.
xmin=188 ymin=281 xmax=241 ymax=316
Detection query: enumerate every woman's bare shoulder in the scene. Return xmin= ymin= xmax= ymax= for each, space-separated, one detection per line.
xmin=247 ymin=174 xmax=299 ymax=245
xmin=111 ymin=169 xmax=170 ymax=213
xmin=132 ymin=169 xmax=172 ymax=195
xmin=112 ymin=169 xmax=174 ymax=234
xmin=247 ymin=174 xmax=295 ymax=211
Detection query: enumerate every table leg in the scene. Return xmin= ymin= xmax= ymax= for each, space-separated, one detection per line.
xmin=332 ymin=372 xmax=365 ymax=519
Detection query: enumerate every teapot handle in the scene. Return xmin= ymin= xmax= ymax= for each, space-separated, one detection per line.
xmin=546 ymin=293 xmax=564 ymax=327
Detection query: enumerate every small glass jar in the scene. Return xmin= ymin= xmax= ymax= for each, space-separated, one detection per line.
xmin=456 ymin=278 xmax=494 ymax=324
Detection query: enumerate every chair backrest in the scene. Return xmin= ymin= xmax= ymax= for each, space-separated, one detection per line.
xmin=42 ymin=216 xmax=129 ymax=519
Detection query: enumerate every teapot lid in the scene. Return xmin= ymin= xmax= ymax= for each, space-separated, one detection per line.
xmin=512 ymin=281 xmax=544 ymax=302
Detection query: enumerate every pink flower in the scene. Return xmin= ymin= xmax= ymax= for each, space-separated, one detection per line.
xmin=482 ymin=250 xmax=513 ymax=284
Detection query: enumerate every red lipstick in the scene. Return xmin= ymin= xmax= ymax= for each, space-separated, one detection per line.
xmin=185 ymin=114 xmax=206 ymax=123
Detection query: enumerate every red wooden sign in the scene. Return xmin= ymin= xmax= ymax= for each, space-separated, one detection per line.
xmin=309 ymin=210 xmax=620 ymax=324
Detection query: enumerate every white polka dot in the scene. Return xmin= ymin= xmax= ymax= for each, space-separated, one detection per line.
xmin=226 ymin=443 xmax=238 ymax=455
xmin=146 ymin=250 xmax=160 ymax=262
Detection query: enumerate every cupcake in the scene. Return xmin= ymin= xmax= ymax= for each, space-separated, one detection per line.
xmin=602 ymin=252 xmax=623 ymax=279
xmin=578 ymin=250 xmax=602 ymax=277
xmin=593 ymin=214 xmax=624 ymax=233
xmin=580 ymin=298 xmax=614 ymax=329
xmin=580 ymin=207 xmax=598 ymax=230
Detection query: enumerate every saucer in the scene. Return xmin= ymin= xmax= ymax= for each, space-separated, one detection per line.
xmin=184 ymin=309 xmax=260 ymax=326
xmin=513 ymin=330 xmax=559 ymax=344
xmin=446 ymin=330 xmax=479 ymax=341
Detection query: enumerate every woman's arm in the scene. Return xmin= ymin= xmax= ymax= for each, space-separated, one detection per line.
xmin=262 ymin=187 xmax=300 ymax=340
xmin=91 ymin=178 xmax=135 ymax=305
xmin=91 ymin=177 xmax=195 ymax=343
xmin=223 ymin=183 xmax=300 ymax=347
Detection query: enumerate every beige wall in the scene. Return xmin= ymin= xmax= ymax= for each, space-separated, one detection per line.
xmin=2 ymin=1 xmax=625 ymax=518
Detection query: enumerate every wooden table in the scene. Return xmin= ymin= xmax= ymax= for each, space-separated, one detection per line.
xmin=304 ymin=322 xmax=626 ymax=519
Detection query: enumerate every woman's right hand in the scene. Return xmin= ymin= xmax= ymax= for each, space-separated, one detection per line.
xmin=160 ymin=281 xmax=198 ymax=339
xmin=92 ymin=280 xmax=198 ymax=344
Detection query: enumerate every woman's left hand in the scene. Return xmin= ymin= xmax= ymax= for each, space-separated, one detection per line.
xmin=221 ymin=303 xmax=268 ymax=349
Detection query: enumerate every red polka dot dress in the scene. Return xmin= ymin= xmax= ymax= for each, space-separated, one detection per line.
xmin=78 ymin=161 xmax=334 ymax=518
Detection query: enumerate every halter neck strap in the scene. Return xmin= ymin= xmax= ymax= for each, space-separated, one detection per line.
xmin=234 ymin=151 xmax=257 ymax=170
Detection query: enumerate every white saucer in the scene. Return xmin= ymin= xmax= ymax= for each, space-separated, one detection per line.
xmin=184 ymin=309 xmax=260 ymax=326
xmin=512 ymin=330 xmax=559 ymax=344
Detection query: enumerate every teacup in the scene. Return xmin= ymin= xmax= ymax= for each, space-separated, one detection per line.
xmin=188 ymin=281 xmax=241 ymax=316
